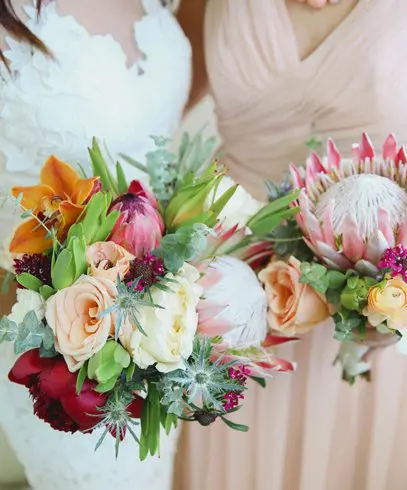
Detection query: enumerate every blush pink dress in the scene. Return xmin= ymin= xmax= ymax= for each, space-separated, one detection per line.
xmin=173 ymin=1 xmax=407 ymax=490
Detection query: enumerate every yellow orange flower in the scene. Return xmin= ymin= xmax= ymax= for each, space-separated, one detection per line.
xmin=363 ymin=276 xmax=407 ymax=330
xmin=9 ymin=156 xmax=98 ymax=254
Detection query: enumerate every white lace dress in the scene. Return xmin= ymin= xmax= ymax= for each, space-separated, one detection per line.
xmin=0 ymin=1 xmax=191 ymax=488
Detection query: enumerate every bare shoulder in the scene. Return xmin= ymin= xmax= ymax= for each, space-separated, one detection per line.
xmin=177 ymin=0 xmax=208 ymax=110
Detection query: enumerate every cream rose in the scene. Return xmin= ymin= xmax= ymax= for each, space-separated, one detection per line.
xmin=86 ymin=241 xmax=134 ymax=282
xmin=45 ymin=276 xmax=116 ymax=372
xmin=258 ymin=257 xmax=330 ymax=335
xmin=363 ymin=276 xmax=407 ymax=330
xmin=121 ymin=263 xmax=202 ymax=373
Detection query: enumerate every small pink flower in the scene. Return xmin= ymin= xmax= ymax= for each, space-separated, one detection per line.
xmin=378 ymin=245 xmax=407 ymax=282
xmin=109 ymin=180 xmax=164 ymax=258
xmin=86 ymin=241 xmax=134 ymax=282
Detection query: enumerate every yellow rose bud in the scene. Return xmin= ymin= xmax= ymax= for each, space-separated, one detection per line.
xmin=363 ymin=276 xmax=407 ymax=330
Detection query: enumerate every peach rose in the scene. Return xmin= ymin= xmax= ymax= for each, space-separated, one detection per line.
xmin=45 ymin=276 xmax=117 ymax=372
xmin=86 ymin=241 xmax=134 ymax=282
xmin=363 ymin=276 xmax=407 ymax=330
xmin=258 ymin=257 xmax=329 ymax=335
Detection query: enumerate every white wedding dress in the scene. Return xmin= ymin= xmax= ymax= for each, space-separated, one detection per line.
xmin=0 ymin=0 xmax=191 ymax=488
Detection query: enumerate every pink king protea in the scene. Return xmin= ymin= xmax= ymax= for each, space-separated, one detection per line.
xmin=291 ymin=133 xmax=407 ymax=275
xmin=109 ymin=180 xmax=164 ymax=258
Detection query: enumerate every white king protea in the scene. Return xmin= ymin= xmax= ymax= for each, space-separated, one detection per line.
xmin=197 ymin=256 xmax=296 ymax=375
xmin=291 ymin=134 xmax=407 ymax=275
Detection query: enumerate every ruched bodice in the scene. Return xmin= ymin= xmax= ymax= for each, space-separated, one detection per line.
xmin=205 ymin=0 xmax=407 ymax=198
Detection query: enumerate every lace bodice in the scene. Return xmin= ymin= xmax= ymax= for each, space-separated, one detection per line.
xmin=0 ymin=0 xmax=191 ymax=267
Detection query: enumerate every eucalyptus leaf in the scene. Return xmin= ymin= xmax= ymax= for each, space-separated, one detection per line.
xmin=14 ymin=311 xmax=46 ymax=355
xmin=0 ymin=316 xmax=18 ymax=343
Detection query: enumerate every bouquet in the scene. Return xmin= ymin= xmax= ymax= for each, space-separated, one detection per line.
xmin=0 ymin=135 xmax=296 ymax=458
xmin=257 ymin=133 xmax=407 ymax=384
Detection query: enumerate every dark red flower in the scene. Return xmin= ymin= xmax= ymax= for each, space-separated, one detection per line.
xmin=9 ymin=350 xmax=106 ymax=433
xmin=14 ymin=253 xmax=52 ymax=287
xmin=9 ymin=350 xmax=145 ymax=437
xmin=124 ymin=254 xmax=165 ymax=291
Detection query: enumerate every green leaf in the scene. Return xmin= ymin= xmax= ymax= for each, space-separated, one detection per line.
xmin=39 ymin=285 xmax=55 ymax=300
xmin=0 ymin=316 xmax=18 ymax=343
xmin=95 ymin=376 xmax=119 ymax=393
xmin=327 ymin=270 xmax=347 ymax=290
xmin=16 ymin=273 xmax=44 ymax=292
xmin=116 ymin=162 xmax=128 ymax=194
xmin=249 ymin=208 xmax=299 ymax=236
xmin=52 ymin=249 xmax=74 ymax=290
xmin=76 ymin=363 xmax=88 ymax=395
xmin=94 ymin=210 xmax=120 ymax=243
xmin=347 ymin=276 xmax=359 ymax=290
xmin=88 ymin=350 xmax=103 ymax=380
xmin=126 ymin=363 xmax=136 ymax=383
xmin=249 ymin=376 xmax=266 ymax=388
xmin=113 ymin=343 xmax=131 ymax=368
xmin=119 ymin=154 xmax=147 ymax=174
xmin=300 ymin=262 xmax=329 ymax=294
xmin=220 ymin=416 xmax=249 ymax=432
xmin=88 ymin=138 xmax=119 ymax=196
xmin=247 ymin=189 xmax=300 ymax=228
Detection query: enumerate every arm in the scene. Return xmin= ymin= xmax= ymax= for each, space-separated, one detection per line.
xmin=176 ymin=0 xmax=208 ymax=111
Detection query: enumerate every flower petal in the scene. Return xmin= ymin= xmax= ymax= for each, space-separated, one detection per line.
xmin=72 ymin=178 xmax=99 ymax=204
xmin=327 ymin=139 xmax=341 ymax=169
xmin=342 ymin=215 xmax=365 ymax=263
xmin=378 ymin=208 xmax=395 ymax=248
xmin=11 ymin=185 xmax=55 ymax=211
xmin=289 ymin=164 xmax=304 ymax=188
xmin=59 ymin=202 xmax=84 ymax=231
xmin=355 ymin=259 xmax=378 ymax=276
xmin=383 ymin=134 xmax=398 ymax=161
xmin=360 ymin=133 xmax=375 ymax=160
xmin=366 ymin=230 xmax=390 ymax=264
xmin=9 ymin=218 xmax=52 ymax=254
xmin=40 ymin=156 xmax=80 ymax=199
xmin=321 ymin=200 xmax=336 ymax=249
xmin=315 ymin=240 xmax=353 ymax=270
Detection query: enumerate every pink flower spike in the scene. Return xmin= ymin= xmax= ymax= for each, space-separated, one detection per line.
xmin=289 ymin=164 xmax=304 ymax=188
xmin=351 ymin=143 xmax=360 ymax=164
xmin=310 ymin=152 xmax=325 ymax=174
xmin=395 ymin=146 xmax=407 ymax=166
xmin=360 ymin=133 xmax=375 ymax=160
xmin=327 ymin=139 xmax=341 ymax=169
xmin=383 ymin=134 xmax=398 ymax=161
xmin=262 ymin=334 xmax=299 ymax=348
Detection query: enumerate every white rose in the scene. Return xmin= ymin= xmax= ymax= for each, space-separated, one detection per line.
xmin=205 ymin=177 xmax=263 ymax=230
xmin=123 ymin=263 xmax=202 ymax=373
xmin=8 ymin=289 xmax=45 ymax=324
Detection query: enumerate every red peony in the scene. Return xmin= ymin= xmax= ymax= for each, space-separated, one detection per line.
xmin=9 ymin=350 xmax=106 ymax=433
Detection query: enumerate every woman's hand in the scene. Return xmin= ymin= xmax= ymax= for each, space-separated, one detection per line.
xmin=295 ymin=0 xmax=339 ymax=8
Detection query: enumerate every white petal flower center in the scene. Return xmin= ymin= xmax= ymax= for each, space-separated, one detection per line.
xmin=314 ymin=174 xmax=407 ymax=239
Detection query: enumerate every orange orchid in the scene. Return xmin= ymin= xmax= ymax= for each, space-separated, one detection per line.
xmin=10 ymin=156 xmax=98 ymax=254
